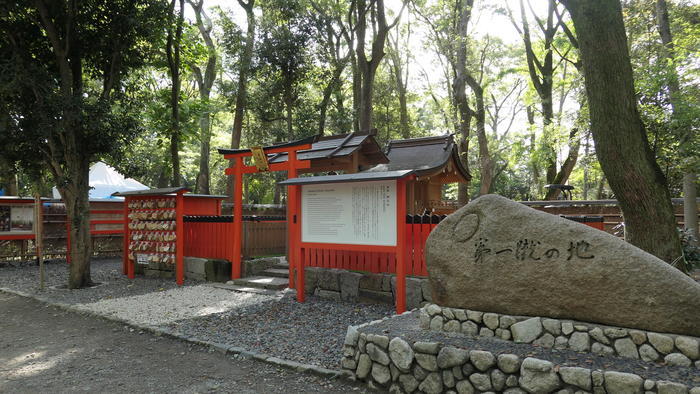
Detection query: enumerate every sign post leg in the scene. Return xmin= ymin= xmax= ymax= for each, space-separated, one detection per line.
xmin=232 ymin=157 xmax=243 ymax=280
xmin=395 ymin=179 xmax=407 ymax=314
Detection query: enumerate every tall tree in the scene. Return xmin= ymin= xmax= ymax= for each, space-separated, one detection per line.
xmin=387 ymin=23 xmax=411 ymax=139
xmin=353 ymin=0 xmax=406 ymax=132
xmin=0 ymin=0 xmax=166 ymax=288
xmin=166 ymin=0 xmax=185 ymax=187
xmin=561 ymin=0 xmax=686 ymax=270
xmin=655 ymin=0 xmax=697 ymax=242
xmin=188 ymin=0 xmax=217 ymax=194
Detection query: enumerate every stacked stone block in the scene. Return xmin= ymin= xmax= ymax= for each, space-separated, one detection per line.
xmin=419 ymin=304 xmax=700 ymax=369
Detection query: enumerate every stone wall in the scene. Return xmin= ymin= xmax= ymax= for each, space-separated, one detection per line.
xmin=420 ymin=304 xmax=700 ymax=369
xmin=341 ymin=318 xmax=700 ymax=394
xmin=303 ymin=267 xmax=430 ymax=309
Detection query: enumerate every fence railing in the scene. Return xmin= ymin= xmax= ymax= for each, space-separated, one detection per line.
xmin=302 ymin=214 xmax=447 ymax=277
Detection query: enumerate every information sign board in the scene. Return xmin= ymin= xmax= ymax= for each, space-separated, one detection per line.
xmin=301 ymin=180 xmax=396 ymax=246
xmin=0 ymin=204 xmax=33 ymax=233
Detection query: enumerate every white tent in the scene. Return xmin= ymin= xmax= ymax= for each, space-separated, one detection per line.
xmin=52 ymin=161 xmax=148 ymax=199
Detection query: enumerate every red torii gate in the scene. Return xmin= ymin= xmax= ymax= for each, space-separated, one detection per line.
xmin=218 ymin=137 xmax=316 ymax=286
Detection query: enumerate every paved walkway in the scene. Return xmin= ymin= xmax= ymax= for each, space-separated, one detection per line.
xmin=0 ymin=293 xmax=369 ymax=393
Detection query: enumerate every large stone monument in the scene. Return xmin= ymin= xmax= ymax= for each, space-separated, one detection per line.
xmin=425 ymin=194 xmax=700 ymax=336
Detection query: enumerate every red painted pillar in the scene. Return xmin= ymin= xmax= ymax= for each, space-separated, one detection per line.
xmin=231 ymin=157 xmax=243 ymax=279
xmin=295 ymin=181 xmax=304 ymax=302
xmin=395 ymin=179 xmax=407 ymax=314
xmin=287 ymin=150 xmax=299 ymax=289
xmin=176 ymin=192 xmax=185 ymax=285
xmin=123 ymin=196 xmax=130 ymax=275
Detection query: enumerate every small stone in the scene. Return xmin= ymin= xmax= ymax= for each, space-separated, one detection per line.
xmin=344 ymin=345 xmax=356 ymax=357
xmin=615 ymin=337 xmax=640 ymax=359
xmin=368 ymin=334 xmax=390 ymax=349
xmin=461 ymin=321 xmax=479 ymax=336
xmin=562 ymin=322 xmax=575 ymax=335
xmin=469 ymin=373 xmax=492 ymax=391
xmin=356 ymin=354 xmax=371 ymax=379
xmin=466 ymin=310 xmax=483 ymax=323
xmin=500 ymin=315 xmax=517 ymax=329
xmin=479 ymin=327 xmax=495 ymax=337
xmin=491 ymin=369 xmax=506 ymax=391
xmin=443 ymin=370 xmax=456 ymax=388
xmin=630 ymin=330 xmax=647 ymax=345
xmin=675 ymin=336 xmax=700 ymax=359
xmin=483 ymin=313 xmax=500 ymax=330
xmin=430 ymin=316 xmax=444 ymax=331
xmin=592 ymin=342 xmax=615 ymax=356
xmin=390 ymin=363 xmax=400 ymax=381
xmin=560 ymin=367 xmax=592 ymax=391
xmin=418 ymin=372 xmax=443 ymax=394
xmin=648 ymin=332 xmax=675 ymax=354
xmin=519 ymin=358 xmax=561 ymax=393
xmin=438 ymin=347 xmax=470 ymax=369
xmin=414 ymin=341 xmax=440 ymax=354
xmin=604 ymin=371 xmax=643 ymax=394
xmin=511 ymin=317 xmax=543 ymax=343
xmin=656 ymin=381 xmax=688 ymax=394
xmin=453 ymin=309 xmax=468 ymax=321
xmin=555 ymin=336 xmax=569 ymax=349
xmin=455 ymin=380 xmax=474 ymax=394
xmin=389 ymin=337 xmax=414 ymax=372
xmin=366 ymin=343 xmax=390 ymax=365
xmin=452 ymin=365 xmax=464 ymax=380
xmin=570 ymin=332 xmax=591 ymax=352
xmin=589 ymin=327 xmax=611 ymax=345
xmin=443 ymin=307 xmax=455 ymax=320
xmin=574 ymin=325 xmax=589 ymax=332
xmin=345 ymin=326 xmax=359 ymax=346
xmin=496 ymin=328 xmax=512 ymax=340
xmin=420 ymin=310 xmax=431 ymax=329
xmin=341 ymin=357 xmax=357 ymax=370
xmin=497 ymin=354 xmax=521 ymax=374
xmin=505 ymin=389 xmax=526 ymax=394
xmin=592 ymin=370 xmax=604 ymax=387
xmin=469 ymin=350 xmax=495 ymax=371
xmin=555 ymin=390 xmax=574 ymax=394
xmin=644 ymin=380 xmax=655 ymax=390
xmin=415 ymin=353 xmax=438 ymax=371
xmin=461 ymin=363 xmax=474 ymax=376
xmin=426 ymin=304 xmax=442 ymax=316
xmin=358 ymin=334 xmax=367 ymax=352
xmin=604 ymin=327 xmax=628 ymax=338
xmin=543 ymin=318 xmax=562 ymax=335
xmin=689 ymin=388 xmax=700 ymax=394
xmin=413 ymin=364 xmax=428 ymax=381
xmin=506 ymin=375 xmax=518 ymax=387
xmin=665 ymin=353 xmax=692 ymax=367
xmin=640 ymin=344 xmax=660 ymax=362
xmin=399 ymin=374 xmax=419 ymax=393
xmin=372 ymin=363 xmax=391 ymax=385
xmin=534 ymin=333 xmax=555 ymax=348
xmin=445 ymin=320 xmax=461 ymax=332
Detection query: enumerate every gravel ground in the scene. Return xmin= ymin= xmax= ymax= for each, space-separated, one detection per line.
xmin=164 ymin=290 xmax=394 ymax=369
xmin=362 ymin=311 xmax=700 ymax=388
xmin=0 ymin=259 xmax=394 ymax=370
xmin=0 ymin=259 xmax=188 ymax=304
xmin=0 ymin=293 xmax=371 ymax=393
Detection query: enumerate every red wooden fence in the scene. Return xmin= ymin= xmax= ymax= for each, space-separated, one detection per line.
xmin=301 ymin=215 xmax=444 ymax=277
xmin=183 ymin=217 xmax=287 ymax=260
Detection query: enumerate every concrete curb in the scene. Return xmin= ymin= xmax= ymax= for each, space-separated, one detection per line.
xmin=0 ymin=286 xmax=350 ymax=380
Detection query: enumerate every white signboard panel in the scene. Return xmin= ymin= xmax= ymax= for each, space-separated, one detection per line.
xmin=302 ymin=180 xmax=396 ymax=246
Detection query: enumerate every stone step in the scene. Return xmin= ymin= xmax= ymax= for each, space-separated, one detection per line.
xmin=273 ymin=262 xmax=289 ymax=270
xmin=209 ymin=283 xmax=281 ymax=296
xmin=228 ymin=276 xmax=288 ymax=290
xmin=262 ymin=268 xmax=290 ymax=278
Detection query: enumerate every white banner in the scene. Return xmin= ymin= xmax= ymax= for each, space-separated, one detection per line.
xmin=301 ymin=180 xmax=396 ymax=246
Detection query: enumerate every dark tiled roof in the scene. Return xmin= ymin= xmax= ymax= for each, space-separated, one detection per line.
xmin=364 ymin=135 xmax=471 ymax=180
xmin=216 ymin=135 xmax=319 ymax=155
xmin=268 ymin=133 xmax=388 ymax=164
xmin=279 ymin=170 xmax=414 ymax=186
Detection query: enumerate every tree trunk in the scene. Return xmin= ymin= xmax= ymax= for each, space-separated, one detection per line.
xmin=563 ymin=0 xmax=685 ymax=269
xmin=58 ymin=159 xmax=93 ymax=289
xmin=454 ymin=0 xmax=474 ymax=205
xmin=318 ymin=62 xmax=345 ymax=135
xmin=166 ymin=0 xmax=185 ymax=187
xmin=544 ymin=128 xmax=580 ymax=200
xmin=683 ymin=173 xmax=698 ymax=243
xmin=190 ymin=0 xmax=217 ymax=195
xmin=226 ymin=0 xmax=255 ymax=201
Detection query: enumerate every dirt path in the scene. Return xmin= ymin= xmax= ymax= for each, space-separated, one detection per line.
xmin=0 ymin=293 xmax=369 ymax=393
